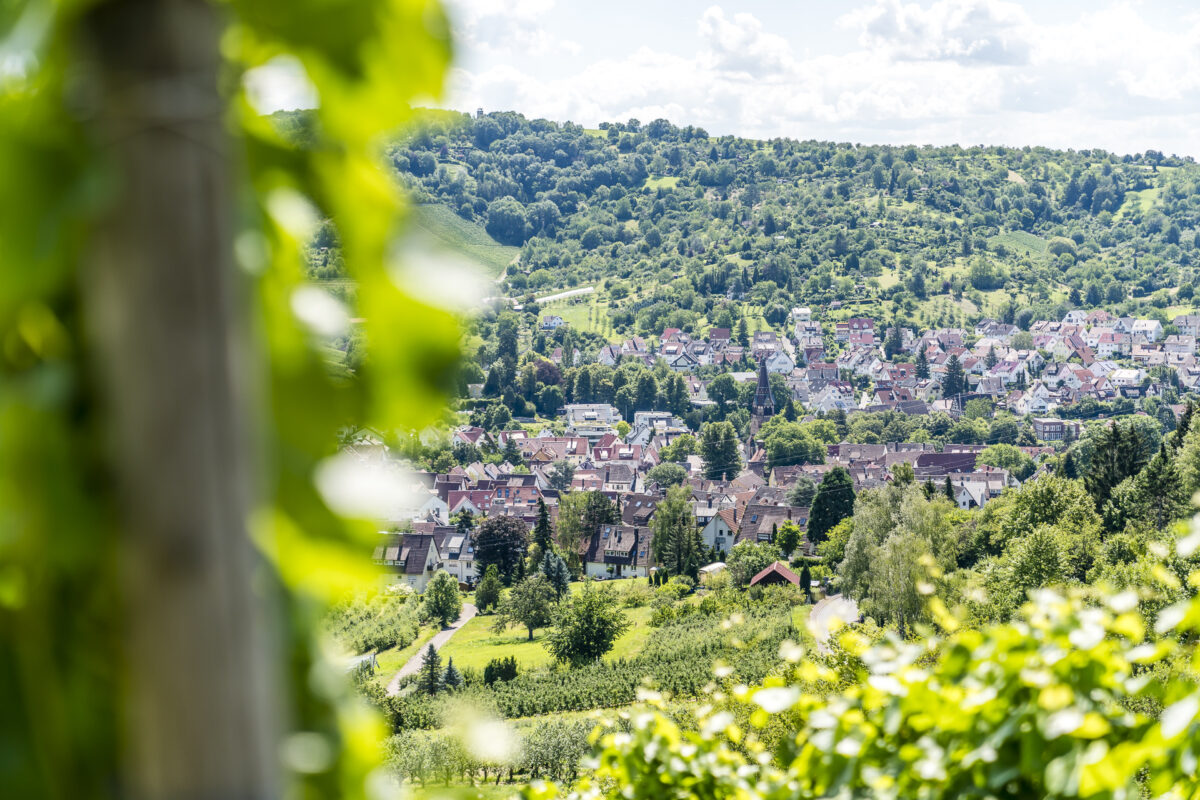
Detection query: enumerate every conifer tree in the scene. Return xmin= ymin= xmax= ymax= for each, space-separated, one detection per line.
xmin=1085 ymin=421 xmax=1150 ymax=507
xmin=916 ymin=347 xmax=929 ymax=380
xmin=418 ymin=644 xmax=442 ymax=696
xmin=532 ymin=498 xmax=554 ymax=552
xmin=808 ymin=467 xmax=855 ymax=543
xmin=943 ymin=354 xmax=965 ymax=399
xmin=541 ymin=550 xmax=572 ymax=598
xmin=1136 ymin=443 xmax=1188 ymax=530
xmin=442 ymin=658 xmax=463 ymax=690
xmin=944 ymin=476 xmax=955 ymax=502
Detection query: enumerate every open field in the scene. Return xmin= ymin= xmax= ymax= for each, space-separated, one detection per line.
xmin=411 ymin=203 xmax=519 ymax=278
xmin=644 ymin=175 xmax=680 ymax=190
xmin=439 ymin=602 xmax=653 ymax=673
xmin=988 ymin=230 xmax=1048 ymax=258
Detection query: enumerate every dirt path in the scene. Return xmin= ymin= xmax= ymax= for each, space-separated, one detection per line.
xmin=385 ymin=603 xmax=477 ymax=696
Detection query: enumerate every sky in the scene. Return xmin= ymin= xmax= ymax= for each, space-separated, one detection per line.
xmin=437 ymin=0 xmax=1200 ymax=157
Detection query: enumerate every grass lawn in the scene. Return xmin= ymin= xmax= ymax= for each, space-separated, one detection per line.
xmin=539 ymin=293 xmax=619 ymax=341
xmin=439 ymin=603 xmax=653 ymax=673
xmin=371 ymin=626 xmax=438 ymax=688
xmin=644 ymin=175 xmax=680 ymax=190
xmin=1115 ymin=186 xmax=1161 ymax=221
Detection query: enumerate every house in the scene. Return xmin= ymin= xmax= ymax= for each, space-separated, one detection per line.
xmin=432 ymin=527 xmax=475 ymax=584
xmin=373 ymin=532 xmax=441 ymax=592
xmin=764 ymin=348 xmax=795 ymax=373
xmin=701 ymin=508 xmax=738 ymax=554
xmin=1131 ymin=319 xmax=1164 ymax=343
xmin=1174 ymin=315 xmax=1200 ymax=338
xmin=581 ymin=524 xmax=652 ymax=579
xmin=749 ymin=562 xmax=801 ymax=587
xmin=1032 ymin=417 xmax=1081 ymax=442
xmin=1109 ymin=368 xmax=1146 ymax=388
xmin=540 ymin=314 xmax=567 ymax=331
xmin=736 ymin=504 xmax=809 ymax=547
xmin=1063 ymin=310 xmax=1088 ymax=325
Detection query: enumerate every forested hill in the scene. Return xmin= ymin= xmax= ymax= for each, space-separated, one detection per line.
xmin=283 ymin=109 xmax=1200 ymax=332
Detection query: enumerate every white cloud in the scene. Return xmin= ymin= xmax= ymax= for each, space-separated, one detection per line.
xmin=446 ymin=0 xmax=581 ymax=56
xmin=841 ymin=0 xmax=1033 ymax=65
xmin=447 ymin=1 xmax=1200 ymax=156
xmin=697 ymin=5 xmax=795 ymax=74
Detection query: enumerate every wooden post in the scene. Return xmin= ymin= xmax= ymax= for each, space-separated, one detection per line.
xmin=81 ymin=0 xmax=280 ymax=796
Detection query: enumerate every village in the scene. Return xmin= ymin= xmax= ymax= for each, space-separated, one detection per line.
xmin=361 ymin=303 xmax=1196 ymax=592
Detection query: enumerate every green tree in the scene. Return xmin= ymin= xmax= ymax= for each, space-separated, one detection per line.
xmin=651 ymin=485 xmax=703 ymax=580
xmin=943 ymin=354 xmax=965 ymax=399
xmin=799 ymin=562 xmax=813 ymax=601
xmin=915 ymin=347 xmax=929 ymax=379
xmin=474 ymin=515 xmax=530 ymax=585
xmin=978 ymin=443 xmax=1036 ymax=481
xmin=647 ymin=462 xmax=688 ymax=487
xmin=423 ymin=570 xmax=462 ymax=627
xmin=761 ymin=421 xmax=826 ymax=469
xmin=548 ymin=460 xmax=575 ymax=492
xmin=777 ymin=521 xmax=802 ymax=559
xmin=532 ymin=497 xmax=555 ymax=552
xmin=808 ymin=467 xmax=856 ymax=543
xmin=726 ymin=540 xmax=781 ymax=587
xmin=1085 ymin=420 xmax=1153 ymax=512
xmin=1135 ymin=443 xmax=1188 ymax=530
xmin=555 ymin=491 xmax=616 ymax=575
xmin=544 ymin=583 xmax=631 ymax=666
xmin=494 ymin=574 xmax=557 ymax=641
xmin=540 ymin=550 xmax=572 ymax=598
xmin=442 ymin=657 xmax=463 ymax=691
xmin=659 ymin=433 xmax=698 ymax=462
xmin=474 ymin=564 xmax=503 ymax=613
xmin=787 ymin=475 xmax=818 ymax=507
xmin=418 ymin=644 xmax=443 ymax=696
xmin=700 ymin=421 xmax=741 ymax=480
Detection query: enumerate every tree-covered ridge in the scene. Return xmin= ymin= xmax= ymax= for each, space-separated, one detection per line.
xmin=370 ymin=110 xmax=1199 ymax=324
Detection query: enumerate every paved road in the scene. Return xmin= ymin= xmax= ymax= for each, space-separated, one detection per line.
xmin=808 ymin=594 xmax=859 ymax=653
xmin=537 ymin=286 xmax=594 ymax=303
xmin=386 ymin=602 xmax=478 ymax=696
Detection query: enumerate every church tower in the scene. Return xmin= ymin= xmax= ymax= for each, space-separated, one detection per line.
xmin=751 ymin=356 xmax=774 ymax=418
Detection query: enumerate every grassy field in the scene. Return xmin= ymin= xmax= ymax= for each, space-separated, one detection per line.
xmin=644 ymin=175 xmax=680 ymax=190
xmin=1115 ymin=186 xmax=1161 ymax=220
xmin=439 ymin=603 xmax=654 ymax=673
xmin=988 ymin=230 xmax=1048 ymax=258
xmin=371 ymin=626 xmax=438 ymax=689
xmin=410 ymin=203 xmax=519 ymax=278
xmin=539 ymin=292 xmax=619 ymax=341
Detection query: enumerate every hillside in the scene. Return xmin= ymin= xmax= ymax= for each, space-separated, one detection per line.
xmin=379 ymin=110 xmax=1198 ymax=338
xmin=409 ymin=203 xmax=519 ymax=279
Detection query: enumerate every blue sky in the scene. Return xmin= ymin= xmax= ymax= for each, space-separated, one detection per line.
xmin=439 ymin=0 xmax=1200 ymax=156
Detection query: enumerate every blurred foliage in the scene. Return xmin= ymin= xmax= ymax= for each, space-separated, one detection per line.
xmin=527 ymin=561 xmax=1200 ymax=800
xmin=0 ymin=0 xmax=458 ymax=796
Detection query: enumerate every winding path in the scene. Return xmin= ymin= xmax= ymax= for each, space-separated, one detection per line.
xmin=385 ymin=603 xmax=477 ymax=696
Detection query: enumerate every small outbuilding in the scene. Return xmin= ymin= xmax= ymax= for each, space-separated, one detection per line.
xmin=749 ymin=561 xmax=801 ymax=588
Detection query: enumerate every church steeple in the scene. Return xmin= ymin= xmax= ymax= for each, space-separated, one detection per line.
xmin=752 ymin=356 xmax=774 ymax=418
